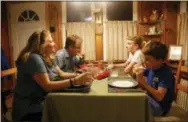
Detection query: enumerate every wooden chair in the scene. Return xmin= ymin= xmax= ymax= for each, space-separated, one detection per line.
xmin=167 ymin=45 xmax=186 ymax=99
xmin=154 ymin=45 xmax=188 ymax=122
xmin=1 ymin=67 xmax=17 ymax=90
xmin=1 ymin=67 xmax=17 ymax=113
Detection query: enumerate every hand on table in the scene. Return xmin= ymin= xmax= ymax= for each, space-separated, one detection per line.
xmin=74 ymin=72 xmax=94 ymax=86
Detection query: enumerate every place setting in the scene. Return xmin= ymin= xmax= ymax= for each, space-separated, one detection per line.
xmin=107 ymin=68 xmax=144 ymax=93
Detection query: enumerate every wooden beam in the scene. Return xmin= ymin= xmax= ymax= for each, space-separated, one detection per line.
xmin=95 ymin=34 xmax=103 ymax=60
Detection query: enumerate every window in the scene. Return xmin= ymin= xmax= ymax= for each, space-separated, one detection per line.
xmin=18 ymin=10 xmax=39 ymax=22
xmin=106 ymin=2 xmax=133 ymax=21
xmin=66 ymin=2 xmax=92 ymax=22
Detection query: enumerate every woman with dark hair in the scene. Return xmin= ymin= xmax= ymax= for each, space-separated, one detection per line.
xmin=12 ymin=30 xmax=93 ymax=121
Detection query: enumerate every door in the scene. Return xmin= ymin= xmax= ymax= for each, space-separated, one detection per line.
xmin=9 ymin=2 xmax=46 ymax=62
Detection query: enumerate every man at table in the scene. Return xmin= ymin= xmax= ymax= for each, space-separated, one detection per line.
xmin=55 ymin=35 xmax=84 ymax=72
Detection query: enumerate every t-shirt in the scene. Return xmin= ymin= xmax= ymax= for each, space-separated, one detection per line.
xmin=127 ymin=50 xmax=144 ymax=65
xmin=44 ymin=62 xmax=61 ymax=81
xmin=12 ymin=53 xmax=60 ymax=121
xmin=144 ymin=63 xmax=175 ymax=114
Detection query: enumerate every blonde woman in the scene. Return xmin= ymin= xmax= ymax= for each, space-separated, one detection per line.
xmin=12 ymin=30 xmax=93 ymax=121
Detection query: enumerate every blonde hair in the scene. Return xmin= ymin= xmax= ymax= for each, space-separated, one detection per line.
xmin=127 ymin=36 xmax=144 ymax=49
xmin=17 ymin=30 xmax=55 ymax=65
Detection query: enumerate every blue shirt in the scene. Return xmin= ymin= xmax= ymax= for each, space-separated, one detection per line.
xmin=144 ymin=63 xmax=175 ymax=114
xmin=55 ymin=48 xmax=81 ymax=72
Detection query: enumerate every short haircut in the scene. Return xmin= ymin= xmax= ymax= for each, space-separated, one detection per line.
xmin=142 ymin=41 xmax=168 ymax=60
xmin=65 ymin=35 xmax=82 ymax=49
xmin=127 ymin=36 xmax=143 ymax=49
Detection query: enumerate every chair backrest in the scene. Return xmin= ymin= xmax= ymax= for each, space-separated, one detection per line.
xmin=176 ymin=68 xmax=188 ymax=112
xmin=1 ymin=67 xmax=17 ymax=90
xmin=168 ymin=45 xmax=183 ymax=100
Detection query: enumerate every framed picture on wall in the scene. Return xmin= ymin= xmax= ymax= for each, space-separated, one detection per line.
xmin=168 ymin=45 xmax=182 ymax=61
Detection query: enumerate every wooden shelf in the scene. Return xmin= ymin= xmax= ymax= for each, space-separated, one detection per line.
xmin=139 ymin=20 xmax=164 ymax=25
xmin=143 ymin=34 xmax=163 ymax=37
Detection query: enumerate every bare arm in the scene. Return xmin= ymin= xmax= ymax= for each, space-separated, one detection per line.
xmin=33 ymin=73 xmax=71 ymax=92
xmin=137 ymin=74 xmax=167 ymax=101
xmin=56 ymin=66 xmax=77 ymax=79
xmin=33 ymin=72 xmax=92 ymax=92
xmin=114 ymin=60 xmax=130 ymax=68
xmin=124 ymin=62 xmax=136 ymax=74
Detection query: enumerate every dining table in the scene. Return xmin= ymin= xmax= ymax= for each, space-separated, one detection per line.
xmin=42 ymin=68 xmax=153 ymax=122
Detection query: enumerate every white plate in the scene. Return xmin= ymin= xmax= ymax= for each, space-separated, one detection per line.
xmin=109 ymin=79 xmax=138 ymax=88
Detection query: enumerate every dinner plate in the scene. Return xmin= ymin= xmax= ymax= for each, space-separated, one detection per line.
xmin=108 ymin=78 xmax=138 ymax=88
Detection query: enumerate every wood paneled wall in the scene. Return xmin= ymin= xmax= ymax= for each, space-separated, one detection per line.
xmin=164 ymin=2 xmax=179 ymax=45
xmin=45 ymin=2 xmax=63 ymax=50
xmin=137 ymin=1 xmax=179 ymax=45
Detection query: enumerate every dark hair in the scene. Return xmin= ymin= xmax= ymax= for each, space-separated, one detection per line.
xmin=142 ymin=41 xmax=168 ymax=60
xmin=65 ymin=35 xmax=82 ymax=49
xmin=127 ymin=36 xmax=143 ymax=49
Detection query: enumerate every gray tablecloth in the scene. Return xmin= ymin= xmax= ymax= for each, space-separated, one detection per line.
xmin=42 ymin=77 xmax=153 ymax=122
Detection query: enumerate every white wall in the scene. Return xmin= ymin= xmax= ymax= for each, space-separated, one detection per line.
xmin=180 ymin=1 xmax=187 ymax=13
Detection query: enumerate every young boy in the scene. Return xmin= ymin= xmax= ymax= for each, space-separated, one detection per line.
xmin=135 ymin=41 xmax=175 ymax=116
xmin=112 ymin=36 xmax=145 ymax=74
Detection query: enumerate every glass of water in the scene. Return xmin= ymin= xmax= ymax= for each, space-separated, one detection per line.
xmin=107 ymin=60 xmax=114 ymax=73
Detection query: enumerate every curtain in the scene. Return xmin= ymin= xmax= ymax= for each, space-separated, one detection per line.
xmin=103 ymin=21 xmax=137 ymax=61
xmin=177 ymin=13 xmax=188 ymax=64
xmin=65 ymin=22 xmax=96 ymax=60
